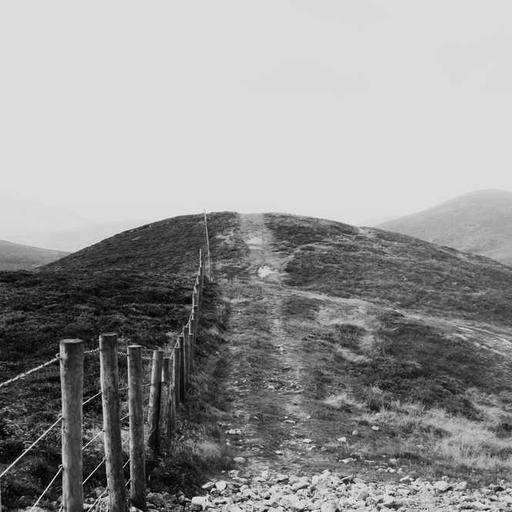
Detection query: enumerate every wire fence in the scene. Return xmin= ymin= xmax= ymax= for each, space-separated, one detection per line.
xmin=0 ymin=212 xmax=212 ymax=512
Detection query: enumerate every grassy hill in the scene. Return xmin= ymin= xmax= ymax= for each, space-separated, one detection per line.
xmin=260 ymin=213 xmax=512 ymax=481
xmin=0 ymin=240 xmax=67 ymax=270
xmin=379 ymin=189 xmax=512 ymax=265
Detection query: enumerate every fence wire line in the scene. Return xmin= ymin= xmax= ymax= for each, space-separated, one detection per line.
xmin=83 ymin=457 xmax=106 ymax=485
xmin=0 ymin=415 xmax=62 ymax=480
xmin=0 ymin=356 xmax=60 ymax=390
xmin=0 ymin=347 xmax=100 ymax=392
xmin=29 ymin=465 xmax=63 ymax=512
xmin=83 ymin=430 xmax=104 ymax=451
xmin=83 ymin=390 xmax=103 ymax=407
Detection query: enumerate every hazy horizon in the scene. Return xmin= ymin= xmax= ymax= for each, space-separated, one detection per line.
xmin=3 ymin=1 xmax=512 ymax=236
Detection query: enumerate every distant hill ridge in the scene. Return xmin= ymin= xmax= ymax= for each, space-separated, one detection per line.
xmin=0 ymin=239 xmax=68 ymax=270
xmin=379 ymin=189 xmax=512 ymax=265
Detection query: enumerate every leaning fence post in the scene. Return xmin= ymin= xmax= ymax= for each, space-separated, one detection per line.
xmin=99 ymin=333 xmax=126 ymax=512
xmin=128 ymin=345 xmax=146 ymax=511
xmin=148 ymin=350 xmax=163 ymax=458
xmin=60 ymin=339 xmax=84 ymax=512
xmin=159 ymin=356 xmax=171 ymax=444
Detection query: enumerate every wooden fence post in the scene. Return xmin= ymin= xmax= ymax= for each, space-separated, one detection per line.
xmin=173 ymin=342 xmax=181 ymax=408
xmin=188 ymin=321 xmax=194 ymax=376
xmin=148 ymin=350 xmax=163 ymax=458
xmin=195 ymin=278 xmax=201 ymax=308
xmin=190 ymin=310 xmax=196 ymax=358
xmin=168 ymin=355 xmax=176 ymax=437
xmin=159 ymin=357 xmax=171 ymax=444
xmin=177 ymin=333 xmax=186 ymax=402
xmin=60 ymin=339 xmax=84 ymax=512
xmin=99 ymin=333 xmax=126 ymax=512
xmin=193 ymin=292 xmax=199 ymax=337
xmin=127 ymin=345 xmax=146 ymax=511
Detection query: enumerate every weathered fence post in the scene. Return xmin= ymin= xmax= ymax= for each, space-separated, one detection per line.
xmin=178 ymin=332 xmax=186 ymax=402
xmin=168 ymin=356 xmax=176 ymax=437
xmin=195 ymin=278 xmax=201 ymax=308
xmin=189 ymin=310 xmax=196 ymax=362
xmin=159 ymin=356 xmax=171 ymax=444
xmin=188 ymin=321 xmax=194 ymax=376
xmin=193 ymin=291 xmax=199 ymax=337
xmin=172 ymin=342 xmax=181 ymax=408
xmin=148 ymin=349 xmax=163 ymax=458
xmin=184 ymin=324 xmax=191 ymax=387
xmin=99 ymin=333 xmax=126 ymax=512
xmin=60 ymin=339 xmax=84 ymax=512
xmin=128 ymin=345 xmax=146 ymax=511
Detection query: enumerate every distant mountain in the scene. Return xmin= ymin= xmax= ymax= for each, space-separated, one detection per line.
xmin=0 ymin=195 xmax=150 ymax=251
xmin=17 ymin=219 xmax=152 ymax=252
xmin=0 ymin=196 xmax=90 ymax=238
xmin=378 ymin=189 xmax=512 ymax=265
xmin=0 ymin=239 xmax=68 ymax=270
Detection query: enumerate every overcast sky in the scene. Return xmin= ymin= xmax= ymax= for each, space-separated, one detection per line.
xmin=1 ymin=1 xmax=512 ymax=226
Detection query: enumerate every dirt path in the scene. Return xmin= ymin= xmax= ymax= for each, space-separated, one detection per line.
xmin=217 ymin=214 xmax=348 ymax=476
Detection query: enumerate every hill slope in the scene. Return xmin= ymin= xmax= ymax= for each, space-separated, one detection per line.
xmin=379 ymin=189 xmax=512 ymax=265
xmin=0 ymin=239 xmax=67 ymax=270
xmin=210 ymin=213 xmax=512 ymax=488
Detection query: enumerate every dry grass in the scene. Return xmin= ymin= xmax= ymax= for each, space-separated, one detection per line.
xmin=358 ymin=394 xmax=512 ymax=472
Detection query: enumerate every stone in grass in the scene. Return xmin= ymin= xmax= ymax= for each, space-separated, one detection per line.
xmin=292 ymin=477 xmax=310 ymax=491
xmin=353 ymin=487 xmax=369 ymax=501
xmin=454 ymin=481 xmax=468 ymax=491
xmin=215 ymin=480 xmax=228 ymax=491
xmin=433 ymin=480 xmax=453 ymax=492
xmin=201 ymin=481 xmax=215 ymax=490
xmin=191 ymin=496 xmax=208 ymax=510
xmin=320 ymin=501 xmax=338 ymax=512
xmin=382 ymin=495 xmax=401 ymax=509
xmin=233 ymin=456 xmax=247 ymax=464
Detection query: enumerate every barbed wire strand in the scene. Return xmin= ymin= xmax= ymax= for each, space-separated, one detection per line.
xmin=0 ymin=356 xmax=60 ymax=390
xmin=0 ymin=348 xmax=99 ymax=392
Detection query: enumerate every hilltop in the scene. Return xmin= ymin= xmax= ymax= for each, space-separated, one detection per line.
xmin=0 ymin=239 xmax=67 ymax=270
xmin=3 ymin=211 xmax=512 ymax=508
xmin=379 ymin=189 xmax=512 ymax=265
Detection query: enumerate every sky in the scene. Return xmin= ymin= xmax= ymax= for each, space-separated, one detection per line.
xmin=1 ymin=1 xmax=512 ymax=227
